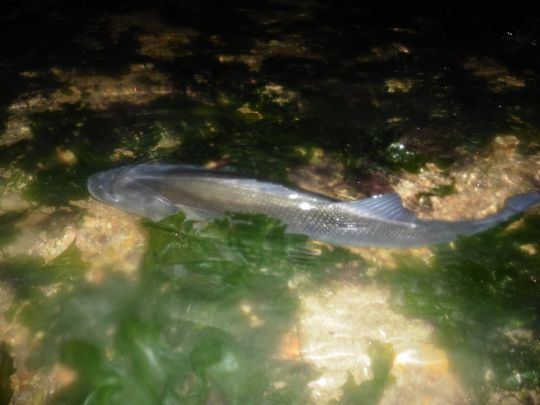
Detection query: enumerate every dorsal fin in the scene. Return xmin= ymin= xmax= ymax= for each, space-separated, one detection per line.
xmin=332 ymin=193 xmax=418 ymax=223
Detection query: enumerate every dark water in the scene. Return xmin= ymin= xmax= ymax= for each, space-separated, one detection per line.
xmin=0 ymin=2 xmax=539 ymax=404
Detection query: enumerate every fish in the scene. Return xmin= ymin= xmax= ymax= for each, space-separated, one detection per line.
xmin=87 ymin=163 xmax=540 ymax=248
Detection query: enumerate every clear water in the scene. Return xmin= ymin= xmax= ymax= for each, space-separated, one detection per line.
xmin=0 ymin=2 xmax=539 ymax=404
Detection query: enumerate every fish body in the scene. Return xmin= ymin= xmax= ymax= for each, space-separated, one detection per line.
xmin=87 ymin=164 xmax=540 ymax=248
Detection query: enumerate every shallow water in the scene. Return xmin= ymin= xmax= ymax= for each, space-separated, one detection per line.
xmin=1 ymin=2 xmax=540 ymax=404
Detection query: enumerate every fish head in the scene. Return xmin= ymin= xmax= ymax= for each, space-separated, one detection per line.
xmin=87 ymin=165 xmax=178 ymax=221
xmin=87 ymin=165 xmax=134 ymax=205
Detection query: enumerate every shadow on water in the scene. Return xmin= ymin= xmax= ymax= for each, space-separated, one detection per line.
xmin=0 ymin=342 xmax=14 ymax=404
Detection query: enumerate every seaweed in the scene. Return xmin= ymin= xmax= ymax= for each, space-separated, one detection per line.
xmin=3 ymin=212 xmax=359 ymax=404
xmin=331 ymin=342 xmax=395 ymax=405
xmin=381 ymin=214 xmax=540 ymax=400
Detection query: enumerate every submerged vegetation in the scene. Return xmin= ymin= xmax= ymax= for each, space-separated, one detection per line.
xmin=1 ymin=212 xmax=358 ymax=404
xmin=330 ymin=342 xmax=395 ymax=405
xmin=382 ymin=214 xmax=540 ymax=402
xmin=2 ymin=209 xmax=540 ymax=403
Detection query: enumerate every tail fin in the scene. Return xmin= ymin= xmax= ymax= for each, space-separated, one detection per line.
xmin=476 ymin=191 xmax=540 ymax=228
xmin=434 ymin=191 xmax=540 ymax=241
xmin=503 ymin=192 xmax=540 ymax=214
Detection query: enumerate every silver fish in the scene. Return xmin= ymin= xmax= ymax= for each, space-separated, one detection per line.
xmin=87 ymin=164 xmax=540 ymax=248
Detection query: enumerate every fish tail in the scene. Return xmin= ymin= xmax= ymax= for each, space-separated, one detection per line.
xmin=503 ymin=191 xmax=540 ymax=214
xmin=446 ymin=191 xmax=540 ymax=238
xmin=478 ymin=191 xmax=540 ymax=226
xmin=425 ymin=191 xmax=540 ymax=243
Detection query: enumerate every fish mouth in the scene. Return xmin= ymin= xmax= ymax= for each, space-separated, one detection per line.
xmin=87 ymin=165 xmax=134 ymax=202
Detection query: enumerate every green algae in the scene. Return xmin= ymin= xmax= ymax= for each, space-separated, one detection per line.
xmin=3 ymin=209 xmax=540 ymax=402
xmin=381 ymin=214 xmax=540 ymax=401
xmin=1 ymin=212 xmax=358 ymax=404
xmin=331 ymin=342 xmax=395 ymax=405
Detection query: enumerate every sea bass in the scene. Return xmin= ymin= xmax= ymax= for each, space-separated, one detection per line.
xmin=87 ymin=164 xmax=540 ymax=248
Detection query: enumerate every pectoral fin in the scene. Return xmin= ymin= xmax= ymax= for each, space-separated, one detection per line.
xmin=143 ymin=195 xmax=180 ymax=221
